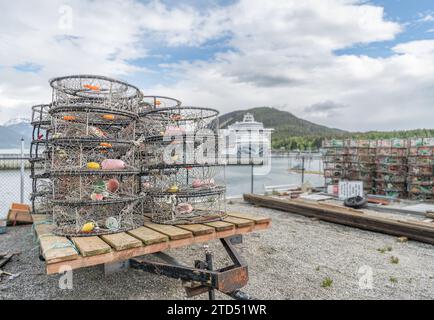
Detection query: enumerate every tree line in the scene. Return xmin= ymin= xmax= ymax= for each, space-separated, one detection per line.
xmin=271 ymin=129 xmax=434 ymax=151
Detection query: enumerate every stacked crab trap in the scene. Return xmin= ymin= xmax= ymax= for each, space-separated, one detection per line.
xmin=47 ymin=75 xmax=144 ymax=236
xmin=138 ymin=105 xmax=227 ymax=225
xmin=30 ymin=75 xmax=229 ymax=236
xmin=374 ymin=139 xmax=408 ymax=198
xmin=30 ymin=104 xmax=53 ymax=215
xmin=323 ymin=138 xmax=434 ymax=200
xmin=407 ymin=138 xmax=434 ymax=200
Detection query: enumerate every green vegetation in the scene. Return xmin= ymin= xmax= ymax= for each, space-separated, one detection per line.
xmin=389 ymin=277 xmax=398 ymax=283
xmin=272 ymin=128 xmax=434 ymax=151
xmin=219 ymin=107 xmax=434 ymax=151
xmin=321 ymin=277 xmax=333 ymax=288
xmin=377 ymin=246 xmax=393 ymax=254
xmin=390 ymin=256 xmax=400 ymax=264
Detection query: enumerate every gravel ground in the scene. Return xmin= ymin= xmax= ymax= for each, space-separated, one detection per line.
xmin=1 ymin=198 xmax=434 ymax=300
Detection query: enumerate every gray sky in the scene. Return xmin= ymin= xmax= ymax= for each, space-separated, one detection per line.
xmin=1 ymin=0 xmax=434 ymax=131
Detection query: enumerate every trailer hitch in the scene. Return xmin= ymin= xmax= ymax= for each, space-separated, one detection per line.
xmin=130 ymin=237 xmax=252 ymax=300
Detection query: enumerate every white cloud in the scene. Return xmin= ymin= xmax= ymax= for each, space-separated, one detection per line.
xmin=0 ymin=0 xmax=433 ymax=132
xmin=418 ymin=13 xmax=434 ymax=22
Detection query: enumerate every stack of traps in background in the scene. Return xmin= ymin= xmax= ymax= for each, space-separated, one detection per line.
xmin=30 ymin=75 xmax=227 ymax=236
xmin=323 ymin=138 xmax=434 ymax=200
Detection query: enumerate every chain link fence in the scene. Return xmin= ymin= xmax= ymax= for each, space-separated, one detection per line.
xmin=0 ymin=154 xmax=32 ymax=219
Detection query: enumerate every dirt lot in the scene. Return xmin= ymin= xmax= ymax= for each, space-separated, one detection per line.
xmin=1 ymin=198 xmax=434 ymax=300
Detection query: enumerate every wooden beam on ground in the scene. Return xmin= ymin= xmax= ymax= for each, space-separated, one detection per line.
xmin=243 ymin=193 xmax=434 ymax=245
xmin=100 ymin=233 xmax=143 ymax=251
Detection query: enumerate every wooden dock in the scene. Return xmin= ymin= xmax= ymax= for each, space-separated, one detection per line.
xmin=32 ymin=213 xmax=271 ymax=275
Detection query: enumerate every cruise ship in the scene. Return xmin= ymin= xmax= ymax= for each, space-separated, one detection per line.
xmin=221 ymin=113 xmax=274 ymax=158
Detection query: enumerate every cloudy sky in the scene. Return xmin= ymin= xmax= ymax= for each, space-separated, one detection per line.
xmin=1 ymin=0 xmax=433 ymax=131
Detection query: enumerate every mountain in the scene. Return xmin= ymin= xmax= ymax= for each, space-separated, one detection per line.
xmin=0 ymin=118 xmax=33 ymax=149
xmin=218 ymin=106 xmax=346 ymax=137
xmin=218 ymin=107 xmax=434 ymax=150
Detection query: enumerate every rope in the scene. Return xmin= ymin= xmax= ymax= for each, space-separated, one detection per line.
xmin=30 ymin=220 xmax=53 ymax=243
xmin=42 ymin=241 xmax=78 ymax=257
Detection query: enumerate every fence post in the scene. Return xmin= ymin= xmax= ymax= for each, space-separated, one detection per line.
xmin=301 ymin=155 xmax=305 ymax=185
xmin=250 ymin=163 xmax=254 ymax=193
xmin=20 ymin=138 xmax=24 ymax=204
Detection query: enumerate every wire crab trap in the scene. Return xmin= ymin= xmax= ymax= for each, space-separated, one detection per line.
xmin=31 ymin=178 xmax=53 ymax=214
xmin=50 ymin=105 xmax=137 ymax=141
xmin=145 ymin=187 xmax=226 ymax=225
xmin=31 ymin=104 xmax=52 ymax=133
xmin=138 ymin=96 xmax=182 ymax=113
xmin=50 ymin=138 xmax=138 ymax=172
xmin=50 ymin=169 xmax=143 ymax=236
xmin=51 ymin=171 xmax=140 ymax=203
xmin=44 ymin=74 xmax=144 ymax=236
xmin=138 ymin=106 xmax=220 ymax=141
xmin=136 ymin=96 xmax=182 ymax=139
xmin=50 ymin=75 xmax=142 ymax=112
xmin=139 ymin=106 xmax=227 ymax=224
xmin=141 ymin=165 xmax=227 ymax=224
xmin=142 ymin=164 xmax=224 ymax=194
xmin=52 ymin=199 xmax=143 ymax=237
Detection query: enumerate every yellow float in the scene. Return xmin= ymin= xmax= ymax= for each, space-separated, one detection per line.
xmin=81 ymin=222 xmax=95 ymax=233
xmin=167 ymin=185 xmax=179 ymax=193
xmin=86 ymin=162 xmax=100 ymax=170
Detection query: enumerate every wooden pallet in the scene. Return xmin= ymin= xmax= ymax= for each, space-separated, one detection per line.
xmin=32 ymin=213 xmax=271 ymax=275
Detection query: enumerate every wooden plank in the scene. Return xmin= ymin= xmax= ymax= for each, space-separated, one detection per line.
xmin=39 ymin=235 xmax=79 ymax=263
xmin=8 ymin=209 xmax=33 ymax=224
xmin=34 ymin=223 xmax=55 ymax=236
xmin=227 ymin=212 xmax=271 ymax=224
xmin=204 ymin=221 xmax=235 ymax=232
xmin=177 ymin=224 xmax=215 ymax=236
xmin=11 ymin=203 xmax=31 ymax=211
xmin=32 ymin=215 xmax=79 ymax=263
xmin=144 ymin=222 xmax=193 ymax=240
xmin=32 ymin=214 xmax=50 ymax=223
xmin=72 ymin=237 xmax=112 ymax=257
xmin=128 ymin=227 xmax=169 ymax=245
xmin=243 ymin=193 xmax=434 ymax=245
xmin=100 ymin=232 xmax=142 ymax=251
xmin=46 ymin=221 xmax=271 ymax=275
xmin=223 ymin=216 xmax=255 ymax=228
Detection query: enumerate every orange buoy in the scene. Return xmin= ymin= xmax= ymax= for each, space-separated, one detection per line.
xmin=102 ymin=114 xmax=115 ymax=121
xmin=100 ymin=142 xmax=112 ymax=148
xmin=63 ymin=115 xmax=76 ymax=121
xmin=83 ymin=84 xmax=100 ymax=91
